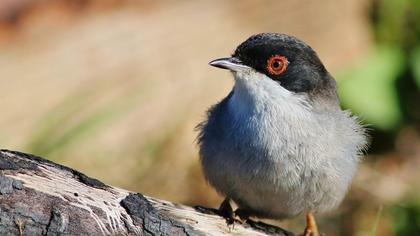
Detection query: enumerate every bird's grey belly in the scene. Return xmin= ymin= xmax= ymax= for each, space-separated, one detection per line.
xmin=198 ymin=94 xmax=361 ymax=219
xmin=201 ymin=147 xmax=351 ymax=219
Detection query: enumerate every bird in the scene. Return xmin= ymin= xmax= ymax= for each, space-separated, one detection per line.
xmin=196 ymin=33 xmax=368 ymax=236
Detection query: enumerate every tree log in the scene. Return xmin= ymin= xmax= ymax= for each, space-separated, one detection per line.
xmin=0 ymin=149 xmax=295 ymax=235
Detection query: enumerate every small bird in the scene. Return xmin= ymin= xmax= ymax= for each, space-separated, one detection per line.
xmin=197 ymin=33 xmax=368 ymax=235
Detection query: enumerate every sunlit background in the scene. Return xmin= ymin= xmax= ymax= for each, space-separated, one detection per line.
xmin=0 ymin=0 xmax=419 ymax=235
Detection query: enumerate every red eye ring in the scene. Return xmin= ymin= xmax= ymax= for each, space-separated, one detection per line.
xmin=267 ymin=55 xmax=288 ymax=75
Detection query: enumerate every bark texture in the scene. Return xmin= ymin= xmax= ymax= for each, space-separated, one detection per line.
xmin=0 ymin=149 xmax=294 ymax=236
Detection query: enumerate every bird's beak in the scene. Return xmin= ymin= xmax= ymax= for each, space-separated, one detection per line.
xmin=209 ymin=57 xmax=250 ymax=72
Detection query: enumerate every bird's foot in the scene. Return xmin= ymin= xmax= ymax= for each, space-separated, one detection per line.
xmin=234 ymin=208 xmax=250 ymax=224
xmin=218 ymin=198 xmax=236 ymax=225
xmin=217 ymin=198 xmax=251 ymax=229
xmin=299 ymin=212 xmax=323 ymax=236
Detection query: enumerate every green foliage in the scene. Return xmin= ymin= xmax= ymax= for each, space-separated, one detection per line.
xmin=410 ymin=47 xmax=420 ymax=89
xmin=391 ymin=203 xmax=420 ymax=236
xmin=338 ymin=0 xmax=420 ymax=131
xmin=373 ymin=0 xmax=420 ymax=48
xmin=338 ymin=45 xmax=404 ymax=130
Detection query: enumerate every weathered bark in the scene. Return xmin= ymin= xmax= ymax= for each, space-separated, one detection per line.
xmin=0 ymin=149 xmax=294 ymax=236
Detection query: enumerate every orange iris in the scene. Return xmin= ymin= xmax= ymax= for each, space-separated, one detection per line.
xmin=267 ymin=55 xmax=288 ymax=75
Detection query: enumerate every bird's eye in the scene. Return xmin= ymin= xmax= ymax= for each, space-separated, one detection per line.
xmin=267 ymin=55 xmax=288 ymax=75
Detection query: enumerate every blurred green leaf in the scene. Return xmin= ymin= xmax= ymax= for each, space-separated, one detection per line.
xmin=410 ymin=47 xmax=420 ymax=89
xmin=391 ymin=203 xmax=420 ymax=236
xmin=338 ymin=45 xmax=404 ymax=130
xmin=375 ymin=0 xmax=408 ymax=45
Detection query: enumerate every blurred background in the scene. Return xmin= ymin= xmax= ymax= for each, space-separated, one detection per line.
xmin=0 ymin=0 xmax=419 ymax=235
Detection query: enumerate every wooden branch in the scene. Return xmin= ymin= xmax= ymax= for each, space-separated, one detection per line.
xmin=0 ymin=149 xmax=295 ymax=235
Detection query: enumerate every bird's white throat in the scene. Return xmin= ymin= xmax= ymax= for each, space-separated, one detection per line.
xmin=229 ymin=70 xmax=312 ymax=122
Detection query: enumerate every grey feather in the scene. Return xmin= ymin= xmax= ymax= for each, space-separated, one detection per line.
xmin=197 ymin=68 xmax=367 ymax=219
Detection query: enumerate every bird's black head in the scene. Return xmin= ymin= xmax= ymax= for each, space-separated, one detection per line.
xmin=210 ymin=33 xmax=336 ymax=95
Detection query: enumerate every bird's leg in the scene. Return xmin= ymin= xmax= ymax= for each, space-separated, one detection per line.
xmin=301 ymin=212 xmax=321 ymax=236
xmin=218 ymin=198 xmax=235 ymax=225
xmin=234 ymin=208 xmax=250 ymax=223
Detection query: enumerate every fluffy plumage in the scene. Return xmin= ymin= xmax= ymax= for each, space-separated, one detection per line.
xmin=197 ymin=33 xmax=367 ymax=219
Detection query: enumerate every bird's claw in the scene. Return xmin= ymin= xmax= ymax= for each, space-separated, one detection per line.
xmin=218 ymin=198 xmax=250 ymax=228
xmin=225 ymin=211 xmax=248 ymax=231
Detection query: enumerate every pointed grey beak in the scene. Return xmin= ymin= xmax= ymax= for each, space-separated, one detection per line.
xmin=209 ymin=57 xmax=250 ymax=72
